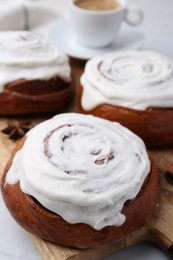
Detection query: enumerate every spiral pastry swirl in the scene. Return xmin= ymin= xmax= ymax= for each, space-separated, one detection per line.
xmin=6 ymin=113 xmax=150 ymax=230
xmin=81 ymin=51 xmax=173 ymax=111
xmin=0 ymin=31 xmax=71 ymax=92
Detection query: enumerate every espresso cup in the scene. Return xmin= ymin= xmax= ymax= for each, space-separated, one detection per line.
xmin=69 ymin=0 xmax=143 ymax=48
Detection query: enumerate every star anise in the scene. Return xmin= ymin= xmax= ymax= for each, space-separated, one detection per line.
xmin=1 ymin=120 xmax=31 ymax=140
xmin=165 ymin=171 xmax=173 ymax=185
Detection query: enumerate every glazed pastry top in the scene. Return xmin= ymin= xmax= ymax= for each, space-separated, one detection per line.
xmin=6 ymin=113 xmax=150 ymax=230
xmin=0 ymin=31 xmax=71 ymax=92
xmin=81 ymin=51 xmax=173 ymax=111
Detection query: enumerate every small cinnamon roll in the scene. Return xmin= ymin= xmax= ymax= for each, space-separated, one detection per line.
xmin=80 ymin=51 xmax=173 ymax=147
xmin=0 ymin=31 xmax=74 ymax=115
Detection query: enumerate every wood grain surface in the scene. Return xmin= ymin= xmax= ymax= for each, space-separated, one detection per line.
xmin=0 ymin=58 xmax=173 ymax=259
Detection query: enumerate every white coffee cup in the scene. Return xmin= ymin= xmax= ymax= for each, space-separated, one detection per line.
xmin=69 ymin=0 xmax=143 ymax=48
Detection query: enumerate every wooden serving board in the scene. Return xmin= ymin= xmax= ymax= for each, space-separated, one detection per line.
xmin=0 ymin=58 xmax=173 ymax=259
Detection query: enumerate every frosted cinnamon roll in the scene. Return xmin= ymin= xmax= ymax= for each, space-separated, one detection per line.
xmin=80 ymin=51 xmax=173 ymax=147
xmin=1 ymin=113 xmax=160 ymax=248
xmin=0 ymin=31 xmax=74 ymax=115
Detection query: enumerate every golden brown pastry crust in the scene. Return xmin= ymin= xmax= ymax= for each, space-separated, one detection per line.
xmin=79 ymin=86 xmax=173 ymax=148
xmin=1 ymin=138 xmax=160 ymax=249
xmin=0 ymin=78 xmax=74 ymax=115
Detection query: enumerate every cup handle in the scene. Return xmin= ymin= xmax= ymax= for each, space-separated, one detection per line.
xmin=125 ymin=7 xmax=143 ymax=26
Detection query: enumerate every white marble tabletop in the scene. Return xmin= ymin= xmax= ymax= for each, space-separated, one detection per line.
xmin=0 ymin=0 xmax=173 ymax=259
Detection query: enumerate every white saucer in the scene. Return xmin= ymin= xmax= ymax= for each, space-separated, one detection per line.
xmin=48 ymin=18 xmax=144 ymax=60
xmin=142 ymin=34 xmax=173 ymax=59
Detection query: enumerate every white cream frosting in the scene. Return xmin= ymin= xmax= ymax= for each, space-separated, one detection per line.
xmin=0 ymin=31 xmax=71 ymax=92
xmin=6 ymin=113 xmax=150 ymax=230
xmin=81 ymin=51 xmax=173 ymax=111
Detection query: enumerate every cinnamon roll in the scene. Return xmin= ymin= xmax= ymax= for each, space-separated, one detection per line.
xmin=80 ymin=51 xmax=173 ymax=147
xmin=1 ymin=113 xmax=160 ymax=248
xmin=0 ymin=31 xmax=74 ymax=115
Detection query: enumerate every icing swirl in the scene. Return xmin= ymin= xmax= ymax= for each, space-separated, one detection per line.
xmin=6 ymin=113 xmax=150 ymax=230
xmin=81 ymin=51 xmax=173 ymax=111
xmin=0 ymin=31 xmax=71 ymax=92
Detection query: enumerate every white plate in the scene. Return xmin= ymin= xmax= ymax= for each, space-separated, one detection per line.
xmin=48 ymin=18 xmax=144 ymax=60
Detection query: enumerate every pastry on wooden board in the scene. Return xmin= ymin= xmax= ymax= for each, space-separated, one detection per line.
xmin=1 ymin=113 xmax=160 ymax=248
xmin=0 ymin=31 xmax=74 ymax=115
xmin=79 ymin=51 xmax=173 ymax=148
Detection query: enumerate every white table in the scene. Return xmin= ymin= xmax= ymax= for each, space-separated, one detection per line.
xmin=0 ymin=0 xmax=173 ymax=259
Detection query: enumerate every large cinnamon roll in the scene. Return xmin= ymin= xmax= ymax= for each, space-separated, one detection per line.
xmin=1 ymin=113 xmax=160 ymax=248
xmin=80 ymin=51 xmax=173 ymax=147
xmin=0 ymin=31 xmax=74 ymax=115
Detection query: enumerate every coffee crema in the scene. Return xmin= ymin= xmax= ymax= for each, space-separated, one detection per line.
xmin=75 ymin=0 xmax=121 ymax=11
